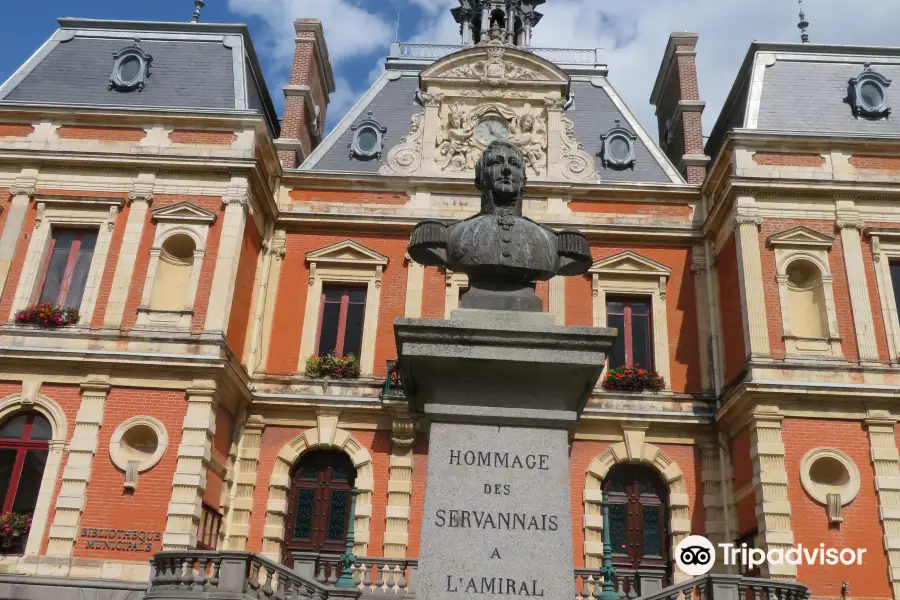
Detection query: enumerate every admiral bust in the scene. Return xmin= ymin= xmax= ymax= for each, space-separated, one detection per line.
xmin=408 ymin=140 xmax=592 ymax=311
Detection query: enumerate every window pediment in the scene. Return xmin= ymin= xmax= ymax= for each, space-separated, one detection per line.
xmin=588 ymin=251 xmax=671 ymax=279
xmin=767 ymin=226 xmax=834 ymax=249
xmin=151 ymin=202 xmax=217 ymax=225
xmin=306 ymin=240 xmax=390 ymax=268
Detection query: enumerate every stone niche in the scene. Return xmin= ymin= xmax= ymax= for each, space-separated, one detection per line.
xmin=381 ymin=37 xmax=596 ymax=183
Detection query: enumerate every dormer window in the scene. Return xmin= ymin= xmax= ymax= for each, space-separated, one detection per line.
xmin=350 ymin=112 xmax=387 ymax=161
xmin=848 ymin=64 xmax=891 ymax=119
xmin=109 ymin=45 xmax=152 ymax=92
xmin=599 ymin=120 xmax=637 ymax=170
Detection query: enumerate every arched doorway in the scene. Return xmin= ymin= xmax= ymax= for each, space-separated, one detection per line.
xmin=0 ymin=411 xmax=51 ymax=555
xmin=283 ymin=449 xmax=356 ymax=566
xmin=603 ymin=463 xmax=670 ymax=587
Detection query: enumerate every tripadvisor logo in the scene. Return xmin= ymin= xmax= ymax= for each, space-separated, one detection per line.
xmin=675 ymin=536 xmax=868 ymax=576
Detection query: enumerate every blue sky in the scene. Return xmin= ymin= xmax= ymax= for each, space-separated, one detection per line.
xmin=4 ymin=1 xmax=900 ymax=138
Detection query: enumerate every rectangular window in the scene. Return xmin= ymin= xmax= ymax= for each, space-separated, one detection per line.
xmin=37 ymin=228 xmax=98 ymax=308
xmin=891 ymin=262 xmax=900 ymax=326
xmin=317 ymin=285 xmax=366 ymax=358
xmin=197 ymin=504 xmax=222 ymax=550
xmin=606 ymin=297 xmax=653 ymax=370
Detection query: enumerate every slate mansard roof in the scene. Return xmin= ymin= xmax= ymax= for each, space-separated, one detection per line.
xmin=707 ymin=41 xmax=900 ymax=159
xmin=301 ymin=45 xmax=681 ymax=184
xmin=0 ymin=18 xmax=280 ymax=136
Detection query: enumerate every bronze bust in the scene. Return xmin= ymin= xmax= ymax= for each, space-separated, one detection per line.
xmin=408 ymin=140 xmax=592 ymax=311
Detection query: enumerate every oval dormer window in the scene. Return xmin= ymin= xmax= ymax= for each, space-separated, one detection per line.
xmin=109 ymin=45 xmax=153 ymax=92
xmin=599 ymin=120 xmax=638 ymax=170
xmin=848 ymin=64 xmax=891 ymax=119
xmin=350 ymin=111 xmax=387 ymax=161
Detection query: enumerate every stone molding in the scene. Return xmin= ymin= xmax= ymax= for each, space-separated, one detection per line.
xmin=262 ymin=414 xmax=375 ymax=560
xmin=865 ymin=410 xmax=900 ymax=599
xmin=0 ymin=392 xmax=68 ymax=558
xmin=222 ymin=416 xmax=265 ymax=550
xmin=582 ymin=431 xmax=691 ymax=580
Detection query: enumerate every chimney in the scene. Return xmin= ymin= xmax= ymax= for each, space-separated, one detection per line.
xmin=277 ymin=19 xmax=336 ymax=169
xmin=650 ymin=33 xmax=709 ymax=185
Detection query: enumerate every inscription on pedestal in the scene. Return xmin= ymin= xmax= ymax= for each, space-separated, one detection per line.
xmin=419 ymin=423 xmax=575 ymax=600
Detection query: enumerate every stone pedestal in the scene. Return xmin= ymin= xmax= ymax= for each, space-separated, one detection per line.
xmin=395 ymin=309 xmax=616 ymax=600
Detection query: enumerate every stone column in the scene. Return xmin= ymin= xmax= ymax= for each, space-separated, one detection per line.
xmin=404 ymin=255 xmax=425 ymax=318
xmin=384 ymin=418 xmax=416 ymax=558
xmin=692 ymin=248 xmax=714 ymax=392
xmin=419 ymin=94 xmax=444 ymax=176
xmin=837 ymin=201 xmax=880 ymax=362
xmin=204 ymin=179 xmax=250 ymax=333
xmin=104 ymin=179 xmax=154 ymax=327
xmin=734 ymin=199 xmax=770 ymax=357
xmin=247 ymin=234 xmax=285 ymax=375
xmin=258 ymin=231 xmax=286 ymax=372
xmin=866 ymin=410 xmax=900 ymax=599
xmin=162 ymin=384 xmax=217 ymax=550
xmin=222 ymin=416 xmax=265 ymax=550
xmin=46 ymin=380 xmax=110 ymax=557
xmin=749 ymin=406 xmax=795 ymax=580
xmin=0 ymin=169 xmax=37 ymax=299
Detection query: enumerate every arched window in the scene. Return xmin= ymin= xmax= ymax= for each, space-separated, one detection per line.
xmin=785 ymin=259 xmax=828 ymax=339
xmin=603 ymin=464 xmax=669 ymax=585
xmin=283 ymin=450 xmax=356 ymax=561
xmin=0 ymin=412 xmax=51 ymax=515
xmin=149 ymin=234 xmax=196 ymax=311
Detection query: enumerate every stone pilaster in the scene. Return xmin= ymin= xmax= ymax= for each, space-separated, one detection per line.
xmin=548 ymin=276 xmax=565 ymax=325
xmin=104 ymin=175 xmax=154 ymax=327
xmin=837 ymin=200 xmax=879 ymax=361
xmin=692 ymin=248 xmax=714 ymax=391
xmin=700 ymin=441 xmax=735 ymax=572
xmin=749 ymin=406 xmax=795 ymax=580
xmin=734 ymin=198 xmax=770 ymax=357
xmin=404 ymin=254 xmax=425 ymax=318
xmin=384 ymin=418 xmax=416 ymax=558
xmin=204 ymin=178 xmax=250 ymax=333
xmin=162 ymin=385 xmax=217 ymax=550
xmin=45 ymin=380 xmax=111 ymax=557
xmin=866 ymin=410 xmax=900 ymax=598
xmin=222 ymin=416 xmax=265 ymax=550
xmin=0 ymin=167 xmax=37 ymax=299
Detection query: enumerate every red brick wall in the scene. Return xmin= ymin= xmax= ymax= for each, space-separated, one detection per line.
xmin=0 ymin=200 xmax=37 ymax=317
xmin=783 ymin=418 xmax=890 ymax=600
xmin=168 ymin=130 xmax=236 ymax=145
xmin=289 ymin=190 xmax=408 ymax=206
xmin=248 ymin=426 xmax=390 ymax=555
xmin=566 ymin=273 xmax=593 ymax=327
xmin=226 ymin=218 xmax=262 ymax=360
xmin=716 ymin=234 xmax=747 ymax=383
xmin=0 ymin=123 xmax=34 ymax=138
xmin=422 ymin=267 xmax=445 ymax=318
xmin=849 ymin=155 xmax=900 ymax=171
xmin=752 ymin=152 xmax=825 ymax=167
xmin=568 ymin=200 xmax=692 ymax=218
xmin=589 ymin=244 xmax=702 ymax=393
xmin=265 ymin=233 xmax=408 ymax=376
xmin=56 ymin=125 xmax=146 ymax=142
xmin=73 ymin=387 xmax=185 ymax=559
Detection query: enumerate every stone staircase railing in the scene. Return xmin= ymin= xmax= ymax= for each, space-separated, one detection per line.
xmin=636 ymin=574 xmax=810 ymax=600
xmin=575 ymin=567 xmax=666 ymax=599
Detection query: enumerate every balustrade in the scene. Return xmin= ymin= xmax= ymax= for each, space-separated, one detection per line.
xmin=390 ymin=43 xmax=602 ymax=68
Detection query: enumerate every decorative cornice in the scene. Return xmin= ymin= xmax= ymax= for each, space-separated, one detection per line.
xmin=128 ymin=191 xmax=153 ymax=205
xmin=735 ymin=215 xmax=763 ymax=227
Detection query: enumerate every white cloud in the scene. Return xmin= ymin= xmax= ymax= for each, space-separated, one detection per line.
xmin=227 ymin=0 xmax=393 ymax=63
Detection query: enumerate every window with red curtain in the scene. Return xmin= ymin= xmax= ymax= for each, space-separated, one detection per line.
xmin=0 ymin=412 xmax=52 ymax=516
xmin=36 ymin=229 xmax=98 ymax=308
xmin=196 ymin=504 xmax=222 ymax=550
xmin=316 ymin=286 xmax=366 ymax=358
xmin=606 ymin=297 xmax=653 ymax=370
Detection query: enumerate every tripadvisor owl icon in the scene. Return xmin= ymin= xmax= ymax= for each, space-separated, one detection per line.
xmin=675 ymin=535 xmax=716 ymax=576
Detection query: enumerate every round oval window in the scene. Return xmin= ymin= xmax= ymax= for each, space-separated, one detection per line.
xmin=608 ymin=136 xmax=631 ymax=162
xmin=118 ymin=55 xmax=142 ymax=83
xmin=860 ymin=80 xmax=884 ymax=109
xmin=357 ymin=129 xmax=378 ymax=154
xmin=120 ymin=424 xmax=159 ymax=464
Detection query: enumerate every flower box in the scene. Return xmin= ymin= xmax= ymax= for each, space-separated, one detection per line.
xmin=602 ymin=366 xmax=665 ymax=393
xmin=0 ymin=512 xmax=31 ymax=554
xmin=15 ymin=302 xmax=79 ymax=327
xmin=305 ymin=353 xmax=360 ymax=380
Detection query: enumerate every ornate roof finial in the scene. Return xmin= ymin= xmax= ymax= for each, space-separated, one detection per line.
xmin=191 ymin=0 xmax=205 ymax=23
xmin=798 ymin=0 xmax=810 ymax=44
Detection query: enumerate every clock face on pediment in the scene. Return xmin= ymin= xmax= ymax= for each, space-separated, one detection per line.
xmin=474 ymin=117 xmax=510 ymax=145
